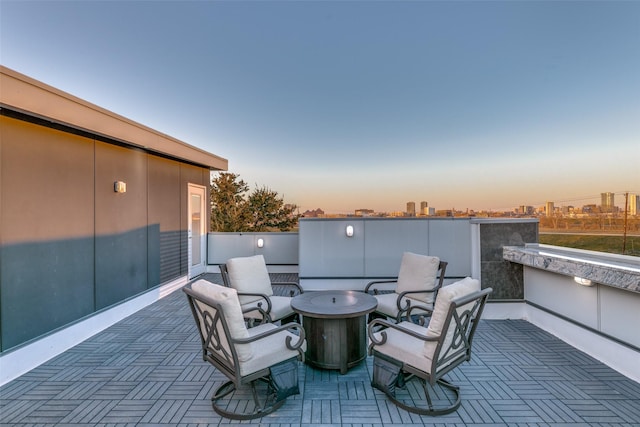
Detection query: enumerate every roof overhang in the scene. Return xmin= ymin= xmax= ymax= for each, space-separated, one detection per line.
xmin=0 ymin=66 xmax=228 ymax=171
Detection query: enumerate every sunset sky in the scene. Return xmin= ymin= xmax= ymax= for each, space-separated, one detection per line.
xmin=2 ymin=1 xmax=638 ymax=213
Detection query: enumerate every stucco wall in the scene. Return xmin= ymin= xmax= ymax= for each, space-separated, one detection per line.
xmin=0 ymin=115 xmax=209 ymax=351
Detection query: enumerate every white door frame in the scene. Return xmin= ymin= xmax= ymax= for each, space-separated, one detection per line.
xmin=188 ymin=183 xmax=207 ymax=279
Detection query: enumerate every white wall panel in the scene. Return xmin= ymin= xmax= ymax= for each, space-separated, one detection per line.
xmin=600 ymin=285 xmax=640 ymax=348
xmin=208 ymin=232 xmax=299 ymax=265
xmin=208 ymin=233 xmax=255 ymax=264
xmin=524 ymin=268 xmax=598 ymax=329
xmin=363 ymin=219 xmax=430 ymax=276
xmin=428 ymin=219 xmax=472 ymax=277
xmin=298 ymin=220 xmax=364 ymax=277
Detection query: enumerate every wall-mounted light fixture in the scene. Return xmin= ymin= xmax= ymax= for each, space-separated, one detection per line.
xmin=114 ymin=181 xmax=127 ymax=193
xmin=346 ymin=225 xmax=354 ymax=237
xmin=574 ymin=276 xmax=593 ymax=286
xmin=257 ymin=238 xmax=264 ymax=248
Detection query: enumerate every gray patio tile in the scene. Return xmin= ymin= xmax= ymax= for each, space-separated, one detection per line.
xmin=55 ymin=380 xmax=107 ymax=399
xmin=109 ymin=366 xmax=153 ymax=382
xmin=98 ymin=399 xmax=156 ymax=423
xmin=486 ymin=365 xmax=532 ymax=381
xmin=338 ymin=380 xmax=375 ymax=400
xmin=339 ymin=400 xmax=383 ymax=424
xmin=526 ymin=399 xmax=583 ymax=423
xmin=124 ymin=381 xmax=172 ymax=400
xmin=19 ymin=383 xmax=71 ymax=400
xmin=539 ymin=379 xmax=592 ymax=400
xmin=58 ymin=399 xmax=118 ymax=424
xmin=0 ymin=399 xmax=46 ymax=423
xmin=0 ymin=380 xmax=39 ymax=400
xmin=508 ymin=381 xmax=556 ymax=400
xmin=488 ymin=399 xmax=542 ymax=424
xmin=602 ymin=396 xmax=640 ymax=424
xmin=564 ymin=399 xmax=627 ymax=423
xmin=457 ymin=399 xmax=503 ymax=424
xmin=468 ymin=380 xmax=515 ymax=400
xmin=91 ymin=382 xmax=137 ymax=400
xmin=301 ymin=399 xmax=341 ymax=424
xmin=138 ymin=399 xmax=192 ymax=424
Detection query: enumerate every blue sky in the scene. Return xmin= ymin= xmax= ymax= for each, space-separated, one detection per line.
xmin=2 ymin=1 xmax=638 ymax=213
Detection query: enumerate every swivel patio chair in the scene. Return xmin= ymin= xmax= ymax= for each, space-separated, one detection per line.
xmin=184 ymin=279 xmax=306 ymax=420
xmin=368 ymin=277 xmax=492 ymax=415
xmin=365 ymin=252 xmax=447 ymax=324
xmin=220 ymin=254 xmax=303 ymax=325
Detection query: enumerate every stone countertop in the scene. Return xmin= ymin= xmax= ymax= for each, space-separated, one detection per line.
xmin=503 ymin=244 xmax=640 ymax=293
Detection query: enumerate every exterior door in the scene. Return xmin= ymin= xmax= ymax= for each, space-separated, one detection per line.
xmin=188 ymin=184 xmax=207 ymax=278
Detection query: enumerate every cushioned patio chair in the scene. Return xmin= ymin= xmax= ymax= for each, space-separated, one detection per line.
xmin=184 ymin=279 xmax=306 ymax=420
xmin=368 ymin=277 xmax=492 ymax=415
xmin=364 ymin=252 xmax=447 ymax=323
xmin=220 ymin=254 xmax=303 ymax=325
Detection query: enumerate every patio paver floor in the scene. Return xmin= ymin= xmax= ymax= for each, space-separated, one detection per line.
xmin=1 ymin=273 xmax=639 ymax=426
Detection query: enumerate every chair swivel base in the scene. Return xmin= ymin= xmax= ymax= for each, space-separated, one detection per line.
xmin=381 ymin=377 xmax=461 ymax=416
xmin=211 ymin=379 xmax=286 ymax=420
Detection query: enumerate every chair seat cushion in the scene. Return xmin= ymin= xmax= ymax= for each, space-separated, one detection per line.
xmin=372 ymin=321 xmax=431 ymax=372
xmin=375 ymin=293 xmax=433 ymax=318
xmin=242 ymin=296 xmax=294 ymax=321
xmin=396 ymin=252 xmax=440 ymax=304
xmin=226 ymin=255 xmax=273 ymax=304
xmin=240 ymin=323 xmax=307 ymax=377
xmin=191 ymin=280 xmax=253 ymax=362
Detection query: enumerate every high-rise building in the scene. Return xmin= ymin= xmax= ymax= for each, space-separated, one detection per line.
xmin=406 ymin=202 xmax=416 ymax=216
xmin=545 ymin=201 xmax=554 ymax=216
xmin=420 ymin=201 xmax=429 ymax=215
xmin=601 ymin=192 xmax=615 ymax=213
xmin=627 ymin=194 xmax=639 ymax=216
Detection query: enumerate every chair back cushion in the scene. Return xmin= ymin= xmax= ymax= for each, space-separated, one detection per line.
xmin=226 ymin=255 xmax=274 ymax=305
xmin=191 ymin=280 xmax=253 ymax=362
xmin=396 ymin=252 xmax=440 ymax=304
xmin=423 ymin=277 xmax=480 ymax=366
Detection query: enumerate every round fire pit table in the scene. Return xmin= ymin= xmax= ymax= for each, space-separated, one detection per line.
xmin=290 ymin=290 xmax=377 ymax=374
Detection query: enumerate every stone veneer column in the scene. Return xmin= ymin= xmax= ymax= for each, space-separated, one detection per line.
xmin=479 ymin=221 xmax=538 ymax=300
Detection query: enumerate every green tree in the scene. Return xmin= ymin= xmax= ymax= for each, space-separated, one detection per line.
xmin=247 ymin=186 xmax=299 ymax=231
xmin=210 ymin=172 xmax=250 ymax=232
xmin=210 ymin=172 xmax=299 ymax=232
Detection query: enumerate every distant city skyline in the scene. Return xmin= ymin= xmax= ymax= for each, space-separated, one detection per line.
xmin=2 ymin=1 xmax=638 ymax=213
xmin=300 ymin=191 xmax=636 ymax=215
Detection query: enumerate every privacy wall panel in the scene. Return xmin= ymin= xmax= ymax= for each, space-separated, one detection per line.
xmin=364 ymin=219 xmax=431 ymax=276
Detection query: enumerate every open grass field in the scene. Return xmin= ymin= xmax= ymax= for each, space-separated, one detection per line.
xmin=539 ymin=233 xmax=640 ymax=257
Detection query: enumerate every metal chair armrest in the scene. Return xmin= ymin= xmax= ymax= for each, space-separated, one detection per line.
xmin=233 ymin=322 xmax=306 ymax=352
xmin=367 ymin=318 xmax=439 ymax=352
xmin=241 ymin=305 xmax=271 ymax=324
xmin=271 ymin=281 xmax=304 ymax=295
xmin=396 ymin=288 xmax=436 ymax=312
xmin=237 ymin=292 xmax=273 ymax=314
xmin=364 ymin=279 xmax=398 ymax=294
xmin=406 ymin=304 xmax=434 ymax=326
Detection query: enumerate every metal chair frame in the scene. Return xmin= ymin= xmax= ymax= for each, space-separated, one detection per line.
xmin=368 ymin=287 xmax=492 ymax=415
xmin=220 ymin=263 xmax=303 ymax=324
xmin=365 ymin=261 xmax=448 ymax=323
xmin=184 ymin=283 xmax=305 ymax=420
